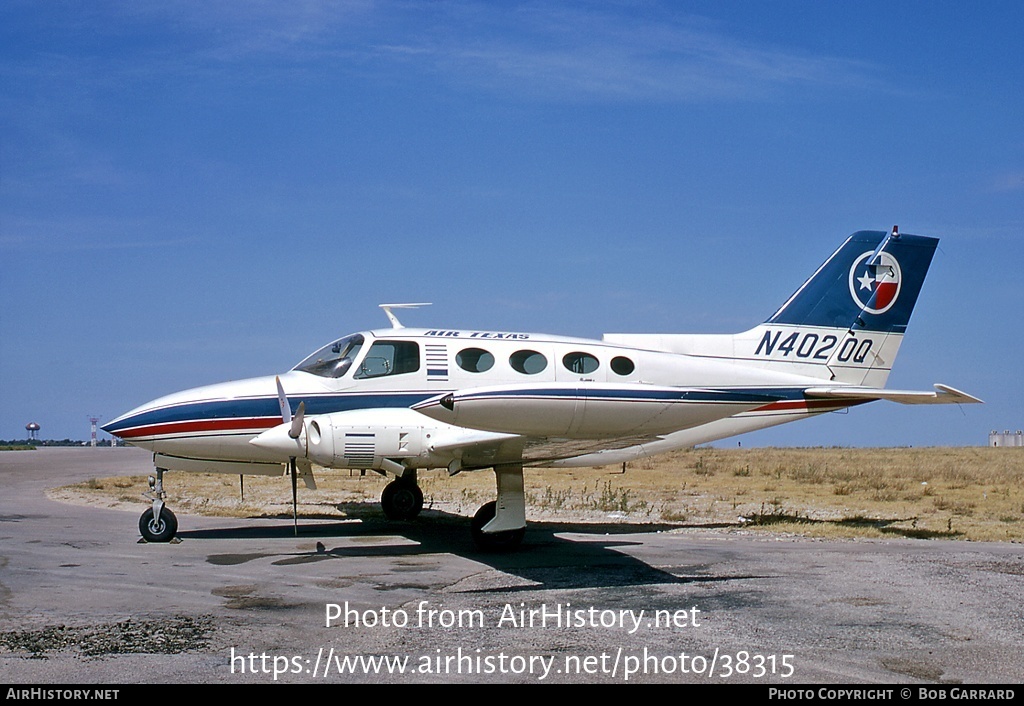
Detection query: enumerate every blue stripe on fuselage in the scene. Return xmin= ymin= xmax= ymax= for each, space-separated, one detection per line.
xmin=452 ymin=385 xmax=778 ymax=401
xmin=106 ymin=386 xmax=834 ymax=436
xmin=453 ymin=387 xmax=801 ymax=404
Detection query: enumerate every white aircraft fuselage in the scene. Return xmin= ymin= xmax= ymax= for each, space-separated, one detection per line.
xmin=108 ymin=329 xmax=863 ymax=470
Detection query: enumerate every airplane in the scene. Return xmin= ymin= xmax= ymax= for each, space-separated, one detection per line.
xmin=103 ymin=227 xmax=980 ymax=550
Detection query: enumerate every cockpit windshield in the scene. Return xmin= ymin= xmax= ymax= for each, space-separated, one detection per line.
xmin=294 ymin=334 xmax=365 ymax=378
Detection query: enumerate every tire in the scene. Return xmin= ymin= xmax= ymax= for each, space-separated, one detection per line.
xmin=471 ymin=501 xmax=525 ymax=551
xmin=381 ymin=480 xmax=424 ymax=520
xmin=139 ymin=507 xmax=177 ymax=543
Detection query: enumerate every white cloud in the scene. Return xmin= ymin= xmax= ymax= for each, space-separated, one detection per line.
xmin=361 ymin=3 xmax=883 ymax=102
xmin=991 ymin=171 xmax=1024 ymax=192
xmin=13 ymin=1 xmax=880 ymax=103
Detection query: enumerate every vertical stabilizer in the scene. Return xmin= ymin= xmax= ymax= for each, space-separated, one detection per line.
xmin=744 ymin=227 xmax=938 ymax=385
xmin=766 ymin=227 xmax=936 ymax=335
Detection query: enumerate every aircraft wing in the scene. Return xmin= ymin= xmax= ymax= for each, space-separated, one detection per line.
xmin=428 ymin=427 xmax=660 ymax=470
xmin=803 ymin=384 xmax=982 ymax=405
xmin=411 ymin=380 xmax=780 ymax=469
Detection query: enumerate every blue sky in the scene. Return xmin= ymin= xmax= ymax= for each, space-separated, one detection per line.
xmin=2 ymin=1 xmax=1021 ymax=446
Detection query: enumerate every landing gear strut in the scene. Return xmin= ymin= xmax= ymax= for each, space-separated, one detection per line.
xmin=471 ymin=464 xmax=526 ymax=551
xmin=139 ymin=468 xmax=178 ymax=542
xmin=381 ymin=472 xmax=424 ymax=520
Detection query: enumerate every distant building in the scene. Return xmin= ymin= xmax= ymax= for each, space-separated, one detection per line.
xmin=989 ymin=430 xmax=1024 ymax=447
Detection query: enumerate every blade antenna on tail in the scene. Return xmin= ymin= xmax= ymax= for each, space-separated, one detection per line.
xmin=846 ymin=225 xmax=899 ymax=335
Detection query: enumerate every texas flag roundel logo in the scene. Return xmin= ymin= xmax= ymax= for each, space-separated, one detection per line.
xmin=848 ymin=251 xmax=902 ymax=315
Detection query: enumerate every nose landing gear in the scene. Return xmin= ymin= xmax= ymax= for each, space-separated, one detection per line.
xmin=139 ymin=505 xmax=177 ymax=542
xmin=139 ymin=468 xmax=178 ymax=543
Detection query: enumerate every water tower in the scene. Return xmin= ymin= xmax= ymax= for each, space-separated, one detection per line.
xmin=25 ymin=422 xmax=40 ymax=441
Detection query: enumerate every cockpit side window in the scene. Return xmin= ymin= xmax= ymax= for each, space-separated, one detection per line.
xmin=354 ymin=340 xmax=421 ymax=379
xmin=294 ymin=334 xmax=364 ymax=378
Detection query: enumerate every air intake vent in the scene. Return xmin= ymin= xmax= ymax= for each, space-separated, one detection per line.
xmin=344 ymin=432 xmax=376 ymax=466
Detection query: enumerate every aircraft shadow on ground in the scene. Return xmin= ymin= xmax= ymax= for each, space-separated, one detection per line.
xmin=183 ymin=505 xmax=766 ymax=591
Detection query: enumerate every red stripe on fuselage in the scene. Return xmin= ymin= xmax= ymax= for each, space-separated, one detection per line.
xmin=115 ymin=417 xmax=278 ymax=439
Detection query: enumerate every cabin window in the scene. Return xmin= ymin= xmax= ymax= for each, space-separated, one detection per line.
xmin=509 ymin=350 xmax=547 ymax=375
xmin=294 ymin=334 xmax=364 ymax=378
xmin=355 ymin=340 xmax=420 ymax=379
xmin=562 ymin=352 xmax=599 ymax=375
xmin=610 ymin=356 xmax=635 ymax=376
xmin=456 ymin=347 xmax=495 ymax=373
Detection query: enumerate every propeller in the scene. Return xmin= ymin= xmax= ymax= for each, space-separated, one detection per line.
xmin=275 ymin=376 xmax=305 ymax=536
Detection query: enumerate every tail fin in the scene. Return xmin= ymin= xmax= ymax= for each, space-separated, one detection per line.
xmin=766 ymin=227 xmax=937 ymax=335
xmin=743 ymin=227 xmax=938 ymax=385
xmin=604 ymin=228 xmax=940 ymax=386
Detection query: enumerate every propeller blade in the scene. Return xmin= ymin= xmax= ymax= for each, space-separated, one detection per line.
xmin=290 ymin=457 xmax=298 ymax=536
xmin=277 ymin=375 xmax=302 ymax=536
xmin=275 ymin=376 xmax=291 ymax=424
xmin=289 ymin=401 xmax=305 ymax=440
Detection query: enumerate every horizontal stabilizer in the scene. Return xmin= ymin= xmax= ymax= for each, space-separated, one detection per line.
xmin=804 ymin=384 xmax=983 ymax=405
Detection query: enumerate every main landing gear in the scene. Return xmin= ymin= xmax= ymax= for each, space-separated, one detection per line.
xmin=471 ymin=501 xmax=525 ymax=551
xmin=378 ymin=465 xmax=527 ymax=551
xmin=470 ymin=464 xmax=526 ymax=552
xmin=380 ymin=471 xmax=424 ymax=520
xmin=139 ymin=467 xmax=178 ymax=543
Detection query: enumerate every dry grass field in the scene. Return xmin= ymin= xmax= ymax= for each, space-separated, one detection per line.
xmin=51 ymin=447 xmax=1024 ymax=542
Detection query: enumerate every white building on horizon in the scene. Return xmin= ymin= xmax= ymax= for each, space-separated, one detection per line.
xmin=989 ymin=430 xmax=1023 ymax=447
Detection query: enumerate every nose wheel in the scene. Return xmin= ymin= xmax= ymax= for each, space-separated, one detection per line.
xmin=381 ymin=477 xmax=424 ymax=520
xmin=139 ymin=467 xmax=178 ymax=543
xmin=139 ymin=506 xmax=178 ymax=543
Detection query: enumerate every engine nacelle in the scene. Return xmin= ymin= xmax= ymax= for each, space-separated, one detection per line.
xmin=305 ymin=408 xmax=429 ymax=470
xmin=250 ymin=406 xmax=514 ymax=472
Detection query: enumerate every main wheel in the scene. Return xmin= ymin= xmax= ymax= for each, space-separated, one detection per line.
xmin=381 ymin=480 xmax=424 ymax=520
xmin=470 ymin=501 xmax=525 ymax=551
xmin=139 ymin=507 xmax=177 ymax=543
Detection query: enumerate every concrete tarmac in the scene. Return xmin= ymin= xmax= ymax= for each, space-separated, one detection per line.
xmin=1 ymin=448 xmax=1022 ymax=684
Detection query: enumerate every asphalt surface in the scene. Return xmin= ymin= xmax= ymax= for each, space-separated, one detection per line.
xmin=1 ymin=447 xmax=1022 ymax=684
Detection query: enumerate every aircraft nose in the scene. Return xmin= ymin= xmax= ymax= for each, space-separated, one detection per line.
xmin=101 ymin=406 xmax=152 ymax=440
xmin=101 ymin=374 xmax=290 ymax=443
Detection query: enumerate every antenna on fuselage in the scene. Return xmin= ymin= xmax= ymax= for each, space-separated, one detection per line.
xmin=379 ymin=302 xmax=431 ymax=329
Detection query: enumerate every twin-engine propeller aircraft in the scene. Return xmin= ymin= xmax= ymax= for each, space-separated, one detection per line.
xmin=105 ymin=228 xmax=979 ymax=549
